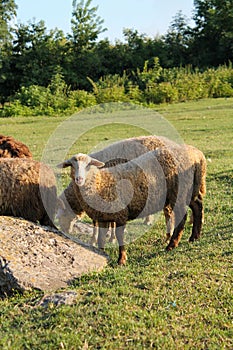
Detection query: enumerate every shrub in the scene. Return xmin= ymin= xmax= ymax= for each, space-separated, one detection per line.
xmin=0 ymin=101 xmax=33 ymax=117
xmin=136 ymin=57 xmax=162 ymax=90
xmin=144 ymin=82 xmax=178 ymax=104
xmin=14 ymin=85 xmax=50 ymax=109
xmin=69 ymin=90 xmax=96 ymax=108
xmin=88 ymin=75 xmax=129 ymax=104
xmin=204 ymin=67 xmax=233 ymax=98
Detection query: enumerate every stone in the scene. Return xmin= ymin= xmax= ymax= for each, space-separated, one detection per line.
xmin=36 ymin=291 xmax=78 ymax=308
xmin=0 ymin=216 xmax=108 ymax=297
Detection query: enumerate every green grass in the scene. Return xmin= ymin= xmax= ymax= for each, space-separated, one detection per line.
xmin=0 ymin=98 xmax=232 ymax=349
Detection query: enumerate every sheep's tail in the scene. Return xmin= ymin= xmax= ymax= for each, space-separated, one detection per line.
xmin=199 ymin=155 xmax=207 ymax=198
xmin=193 ymin=153 xmax=207 ymax=200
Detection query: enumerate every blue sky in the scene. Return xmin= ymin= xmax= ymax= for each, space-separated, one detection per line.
xmin=15 ymin=0 xmax=195 ymax=41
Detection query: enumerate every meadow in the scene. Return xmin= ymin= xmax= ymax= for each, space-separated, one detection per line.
xmin=0 ymin=98 xmax=232 ymax=349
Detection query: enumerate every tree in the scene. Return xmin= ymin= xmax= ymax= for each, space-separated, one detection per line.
xmin=164 ymin=11 xmax=192 ymax=67
xmin=70 ymin=0 xmax=106 ymax=52
xmin=12 ymin=20 xmax=67 ymax=86
xmin=0 ymin=20 xmax=67 ymax=103
xmin=192 ymin=0 xmax=233 ymax=66
xmin=0 ymin=0 xmax=17 ymax=49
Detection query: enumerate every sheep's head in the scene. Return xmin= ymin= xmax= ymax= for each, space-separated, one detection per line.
xmin=57 ymin=153 xmax=105 ymax=186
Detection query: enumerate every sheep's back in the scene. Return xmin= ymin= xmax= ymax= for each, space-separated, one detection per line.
xmin=0 ymin=158 xmax=57 ymax=225
xmin=90 ymin=135 xmax=180 ymax=164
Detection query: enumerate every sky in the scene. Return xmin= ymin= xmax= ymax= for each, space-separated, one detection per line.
xmin=15 ymin=0 xmax=195 ymax=41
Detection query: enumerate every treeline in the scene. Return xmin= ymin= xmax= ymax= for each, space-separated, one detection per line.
xmin=1 ymin=0 xmax=233 ymax=115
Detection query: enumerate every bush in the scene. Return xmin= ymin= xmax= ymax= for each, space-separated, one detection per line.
xmin=2 ymin=63 xmax=233 ymax=117
xmin=88 ymin=74 xmax=129 ymax=104
xmin=144 ymin=82 xmax=178 ymax=104
xmin=14 ymin=85 xmax=50 ymax=109
xmin=69 ymin=90 xmax=96 ymax=108
xmin=0 ymin=101 xmax=33 ymax=117
xmin=204 ymin=67 xmax=233 ymax=98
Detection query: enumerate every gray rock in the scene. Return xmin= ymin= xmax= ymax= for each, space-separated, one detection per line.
xmin=0 ymin=216 xmax=108 ymax=297
xmin=36 ymin=291 xmax=78 ymax=308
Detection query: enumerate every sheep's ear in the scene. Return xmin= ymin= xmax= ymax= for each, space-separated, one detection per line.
xmin=89 ymin=158 xmax=105 ymax=168
xmin=57 ymin=160 xmax=72 ymax=168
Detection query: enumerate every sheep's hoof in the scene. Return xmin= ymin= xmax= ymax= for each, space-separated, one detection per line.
xmin=189 ymin=235 xmax=200 ymax=242
xmin=118 ymin=252 xmax=127 ymax=265
xmin=165 ymin=243 xmax=176 ymax=251
xmin=164 ymin=233 xmax=171 ymax=242
xmin=118 ymin=258 xmax=126 ymax=266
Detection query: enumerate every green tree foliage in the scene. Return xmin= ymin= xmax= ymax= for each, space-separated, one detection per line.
xmin=65 ymin=0 xmax=106 ymax=90
xmin=192 ymin=0 xmax=233 ymax=66
xmin=164 ymin=11 xmax=192 ymax=67
xmin=70 ymin=0 xmax=106 ymax=51
xmin=0 ymin=20 xmax=67 ymax=103
xmin=0 ymin=0 xmax=17 ymax=49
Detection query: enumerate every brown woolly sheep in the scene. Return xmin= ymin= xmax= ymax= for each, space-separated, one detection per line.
xmin=58 ymin=143 xmax=206 ymax=265
xmin=0 ymin=134 xmax=32 ymax=158
xmin=58 ymin=136 xmax=206 ymax=245
xmin=57 ymin=135 xmax=175 ymax=240
xmin=0 ymin=158 xmax=57 ymax=227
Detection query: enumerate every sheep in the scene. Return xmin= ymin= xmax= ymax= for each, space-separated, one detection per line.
xmin=58 ymin=143 xmax=206 ymax=265
xmin=58 ymin=135 xmax=206 ymax=244
xmin=0 ymin=134 xmax=32 ymax=158
xmin=57 ymin=135 xmax=176 ymax=241
xmin=0 ymin=158 xmax=57 ymax=228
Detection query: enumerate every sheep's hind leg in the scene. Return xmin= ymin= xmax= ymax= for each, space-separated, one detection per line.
xmin=115 ymin=225 xmax=127 ymax=265
xmin=189 ymin=197 xmax=203 ymax=242
xmin=166 ymin=210 xmax=187 ymax=251
xmin=97 ymin=222 xmax=109 ymax=251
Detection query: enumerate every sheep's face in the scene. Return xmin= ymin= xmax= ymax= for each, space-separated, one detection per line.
xmin=58 ymin=153 xmax=105 ymax=187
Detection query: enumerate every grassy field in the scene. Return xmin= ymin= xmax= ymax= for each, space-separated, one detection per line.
xmin=0 ymin=98 xmax=232 ymax=349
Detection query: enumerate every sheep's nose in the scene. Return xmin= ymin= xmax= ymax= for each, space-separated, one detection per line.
xmin=76 ymin=176 xmax=84 ymax=186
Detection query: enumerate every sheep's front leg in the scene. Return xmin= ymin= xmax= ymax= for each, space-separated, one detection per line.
xmin=163 ymin=206 xmax=175 ymax=242
xmin=115 ymin=225 xmax=127 ymax=265
xmin=97 ymin=222 xmax=109 ymax=251
xmin=90 ymin=220 xmax=98 ymax=246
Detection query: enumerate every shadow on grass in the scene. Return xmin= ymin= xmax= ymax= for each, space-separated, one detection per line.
xmin=208 ymin=169 xmax=233 ymax=183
